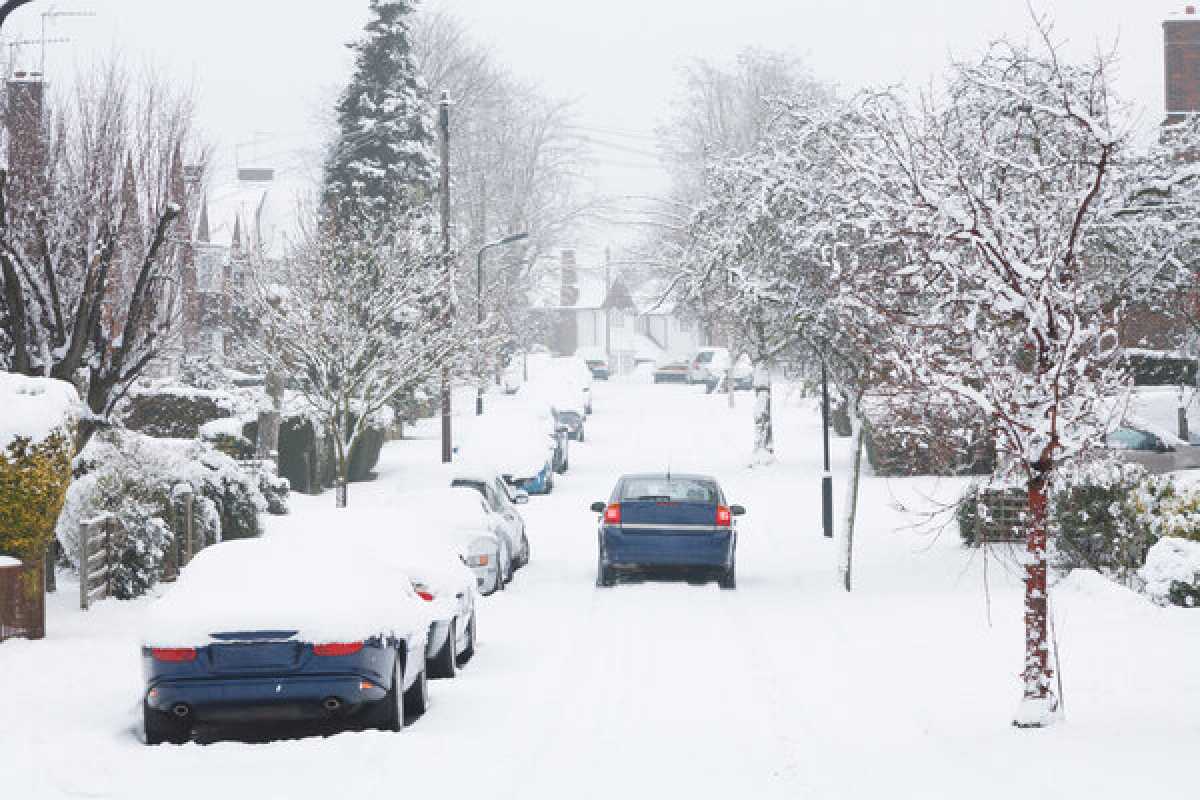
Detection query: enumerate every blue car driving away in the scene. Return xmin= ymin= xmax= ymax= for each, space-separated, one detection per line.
xmin=591 ymin=473 xmax=745 ymax=589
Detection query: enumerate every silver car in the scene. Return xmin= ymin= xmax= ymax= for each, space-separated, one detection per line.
xmin=1105 ymin=426 xmax=1200 ymax=474
xmin=451 ymin=469 xmax=531 ymax=570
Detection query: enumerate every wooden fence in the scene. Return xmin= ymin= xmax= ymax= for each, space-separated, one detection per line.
xmin=0 ymin=560 xmax=45 ymax=641
xmin=79 ymin=513 xmax=116 ymax=611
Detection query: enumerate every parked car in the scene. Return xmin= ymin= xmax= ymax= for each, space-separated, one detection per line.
xmin=578 ymin=347 xmax=610 ymax=380
xmin=140 ymin=536 xmax=432 ymax=744
xmin=1104 ymin=425 xmax=1200 ymax=474
xmin=351 ymin=526 xmax=479 ymax=680
xmin=555 ymin=406 xmax=586 ymax=441
xmin=397 ymin=488 xmax=512 ymax=594
xmin=653 ymin=357 xmax=691 ymax=384
xmin=704 ymin=353 xmax=755 ymax=392
xmin=688 ymin=347 xmax=731 ymax=385
xmin=457 ymin=408 xmax=559 ymax=494
xmin=590 ymin=473 xmax=745 ymax=589
xmin=501 ymin=361 xmax=523 ymax=395
xmin=555 ymin=355 xmax=595 ymax=414
xmin=451 ymin=468 xmax=532 ymax=569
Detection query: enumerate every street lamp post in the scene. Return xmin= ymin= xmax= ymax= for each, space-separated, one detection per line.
xmin=476 ymin=232 xmax=529 ymax=416
xmin=821 ymin=357 xmax=834 ymax=538
xmin=0 ymin=1 xmax=35 ymax=32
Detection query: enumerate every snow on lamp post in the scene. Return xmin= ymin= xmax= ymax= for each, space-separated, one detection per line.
xmin=476 ymin=232 xmax=528 ymax=416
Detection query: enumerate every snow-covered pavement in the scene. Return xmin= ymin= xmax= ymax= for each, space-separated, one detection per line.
xmin=2 ymin=379 xmax=1198 ymax=799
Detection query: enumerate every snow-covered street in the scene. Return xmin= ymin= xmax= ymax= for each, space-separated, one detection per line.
xmin=2 ymin=378 xmax=1198 ymax=799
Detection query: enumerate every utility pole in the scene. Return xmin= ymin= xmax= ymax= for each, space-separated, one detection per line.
xmin=439 ymin=91 xmax=453 ymax=464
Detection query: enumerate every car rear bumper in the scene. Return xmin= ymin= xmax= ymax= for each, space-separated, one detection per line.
xmin=145 ymin=673 xmax=388 ymax=723
xmin=653 ymin=371 xmax=689 ymax=384
xmin=602 ymin=528 xmax=734 ymax=568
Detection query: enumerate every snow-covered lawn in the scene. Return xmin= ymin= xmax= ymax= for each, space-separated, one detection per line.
xmin=1 ymin=380 xmax=1198 ymax=799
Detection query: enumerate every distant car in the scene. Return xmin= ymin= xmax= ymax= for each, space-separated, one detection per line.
xmin=704 ymin=354 xmax=754 ymax=392
xmin=653 ymin=357 xmax=690 ymax=384
xmin=590 ymin=473 xmax=745 ymax=589
xmin=452 ymin=469 xmax=532 ymax=569
xmin=576 ymin=346 xmax=610 ymax=380
xmin=140 ymin=537 xmax=432 ymax=744
xmin=1104 ymin=426 xmax=1200 ymax=474
xmin=397 ymin=488 xmax=512 ymax=594
xmin=502 ymin=362 xmax=523 ymax=394
xmin=555 ymin=407 xmax=585 ymax=442
xmin=688 ymin=347 xmax=731 ymax=385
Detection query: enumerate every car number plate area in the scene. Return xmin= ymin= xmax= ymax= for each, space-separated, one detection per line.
xmin=210 ymin=642 xmax=304 ymax=672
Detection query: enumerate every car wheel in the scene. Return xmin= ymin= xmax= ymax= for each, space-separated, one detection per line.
xmin=596 ymin=551 xmax=615 ymax=588
xmin=428 ymin=620 xmax=457 ymax=679
xmin=521 ymin=535 xmax=530 ymax=567
xmin=579 ymin=429 xmax=585 ymax=443
xmin=364 ymin=660 xmax=403 ymax=732
xmin=718 ymin=564 xmax=737 ymax=590
xmin=402 ymin=666 xmax=430 ymax=722
xmin=457 ymin=612 xmax=476 ymax=666
xmin=495 ymin=549 xmax=507 ymax=592
xmin=143 ymin=701 xmax=190 ymax=745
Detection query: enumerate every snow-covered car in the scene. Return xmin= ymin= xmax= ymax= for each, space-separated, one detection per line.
xmin=350 ymin=527 xmax=479 ymax=680
xmin=653 ymin=356 xmax=690 ymax=384
xmin=703 ymin=353 xmax=754 ymax=392
xmin=458 ymin=408 xmax=559 ymax=494
xmin=1103 ymin=426 xmax=1200 ymax=474
xmin=576 ymin=346 xmax=610 ymax=380
xmin=555 ymin=406 xmax=585 ymax=441
xmin=687 ymin=347 xmax=730 ymax=385
xmin=140 ymin=536 xmax=432 ymax=744
xmin=396 ymin=487 xmax=513 ymax=594
xmin=501 ymin=360 xmax=523 ymax=395
xmin=451 ymin=467 xmax=532 ymax=569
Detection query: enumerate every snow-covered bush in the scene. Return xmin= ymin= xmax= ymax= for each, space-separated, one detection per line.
xmin=1140 ymin=537 xmax=1200 ymax=607
xmin=57 ymin=431 xmax=277 ymax=598
xmin=123 ymin=386 xmax=246 ymax=439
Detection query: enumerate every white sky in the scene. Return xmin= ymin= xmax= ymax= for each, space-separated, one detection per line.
xmin=7 ymin=0 xmax=1192 ymax=238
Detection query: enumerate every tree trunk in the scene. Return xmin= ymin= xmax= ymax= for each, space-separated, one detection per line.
xmin=1014 ymin=474 xmax=1059 ymax=728
xmin=752 ymin=364 xmax=773 ymax=465
xmin=839 ymin=420 xmax=865 ymax=592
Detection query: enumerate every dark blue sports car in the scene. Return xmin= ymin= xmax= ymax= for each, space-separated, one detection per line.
xmin=140 ymin=536 xmax=431 ymax=744
xmin=590 ymin=473 xmax=745 ymax=589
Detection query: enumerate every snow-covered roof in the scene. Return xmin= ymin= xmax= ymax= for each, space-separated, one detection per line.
xmin=0 ymin=373 xmax=79 ymax=452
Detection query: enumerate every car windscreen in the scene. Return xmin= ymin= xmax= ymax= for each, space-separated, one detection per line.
xmin=1108 ymin=428 xmax=1159 ymax=451
xmin=620 ymin=477 xmax=718 ymax=503
xmin=697 ymin=351 xmax=714 ymax=363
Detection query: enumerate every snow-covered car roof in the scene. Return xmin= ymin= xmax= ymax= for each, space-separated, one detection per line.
xmin=142 ymin=535 xmax=432 ymax=648
xmin=395 ymin=487 xmax=496 ymax=530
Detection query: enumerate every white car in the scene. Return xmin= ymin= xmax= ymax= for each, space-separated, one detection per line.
xmin=688 ymin=347 xmax=731 ymax=385
xmin=451 ymin=468 xmax=531 ymax=569
xmin=350 ymin=529 xmax=479 ymax=680
xmin=395 ymin=487 xmax=513 ymax=595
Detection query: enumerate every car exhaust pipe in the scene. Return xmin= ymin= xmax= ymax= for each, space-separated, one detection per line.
xmin=171 ymin=704 xmax=190 ymax=718
xmin=322 ymin=696 xmax=342 ymax=713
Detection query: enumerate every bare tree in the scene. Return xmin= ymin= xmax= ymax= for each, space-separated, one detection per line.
xmin=0 ymin=60 xmax=206 ymax=446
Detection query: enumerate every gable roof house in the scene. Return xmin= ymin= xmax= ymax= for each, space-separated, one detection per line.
xmin=529 ymin=250 xmax=708 ymax=374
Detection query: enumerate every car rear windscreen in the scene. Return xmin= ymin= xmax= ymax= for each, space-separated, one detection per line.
xmin=620 ymin=478 xmax=717 ymax=503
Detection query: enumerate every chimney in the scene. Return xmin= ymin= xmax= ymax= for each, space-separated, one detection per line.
xmin=5 ymin=74 xmax=46 ymax=210
xmin=559 ymin=249 xmax=579 ymax=307
xmin=1165 ymin=7 xmax=1200 ymax=123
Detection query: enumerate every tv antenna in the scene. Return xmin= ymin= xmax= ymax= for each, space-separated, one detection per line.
xmin=40 ymin=7 xmax=95 ymax=75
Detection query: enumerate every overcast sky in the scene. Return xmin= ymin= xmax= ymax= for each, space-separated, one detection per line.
xmin=8 ymin=0 xmax=1192 ymax=237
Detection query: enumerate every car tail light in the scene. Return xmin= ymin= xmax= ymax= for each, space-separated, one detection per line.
xmin=413 ymin=582 xmax=435 ymax=602
xmin=604 ymin=503 xmax=621 ymax=525
xmin=151 ymin=647 xmax=196 ymax=662
xmin=313 ymin=642 xmax=364 ymax=657
xmin=466 ymin=553 xmax=490 ymax=567
xmin=716 ymin=506 xmax=732 ymax=527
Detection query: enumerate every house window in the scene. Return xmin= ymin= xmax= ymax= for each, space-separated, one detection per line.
xmin=610 ymin=311 xmax=624 ymax=329
xmin=678 ymin=316 xmax=692 ymax=332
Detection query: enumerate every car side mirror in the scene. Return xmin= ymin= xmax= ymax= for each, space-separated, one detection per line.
xmin=590 ymin=501 xmax=606 ymax=513
xmin=730 ymin=505 xmax=746 ymax=516
xmin=514 ymin=490 xmax=530 ymax=505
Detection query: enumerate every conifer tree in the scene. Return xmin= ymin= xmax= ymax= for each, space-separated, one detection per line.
xmin=326 ymin=0 xmax=437 ymax=222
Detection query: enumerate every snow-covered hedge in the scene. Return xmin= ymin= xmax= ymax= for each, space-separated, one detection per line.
xmin=123 ymin=385 xmax=248 ymax=439
xmin=1141 ymin=537 xmax=1200 ymax=607
xmin=57 ymin=431 xmax=285 ymax=599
